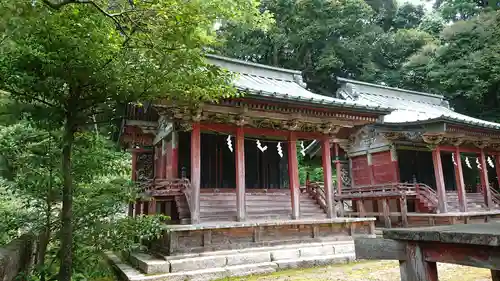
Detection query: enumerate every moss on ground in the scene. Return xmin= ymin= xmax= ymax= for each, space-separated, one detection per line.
xmin=218 ymin=261 xmax=491 ymax=281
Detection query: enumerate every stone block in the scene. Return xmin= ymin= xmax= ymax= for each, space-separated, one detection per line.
xmin=299 ymin=246 xmax=334 ymax=258
xmin=181 ymin=268 xmax=227 ymax=281
xmin=334 ymin=243 xmax=355 ymax=255
xmin=270 ymin=249 xmax=300 ymax=261
xmin=275 ymin=254 xmax=354 ymax=270
xmin=129 ymin=253 xmax=169 ymax=274
xmin=169 ymin=256 xmax=226 ymax=273
xmin=225 ymin=263 xmax=277 ymax=277
xmin=225 ymin=251 xmax=271 ymax=266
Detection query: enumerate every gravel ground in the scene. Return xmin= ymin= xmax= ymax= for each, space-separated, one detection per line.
xmin=220 ymin=261 xmax=491 ymax=281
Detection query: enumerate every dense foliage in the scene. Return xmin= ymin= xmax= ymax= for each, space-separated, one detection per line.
xmin=217 ymin=0 xmax=500 ymax=122
xmin=2 ymin=0 xmax=500 ymax=280
xmin=0 ymin=1 xmax=270 ymax=281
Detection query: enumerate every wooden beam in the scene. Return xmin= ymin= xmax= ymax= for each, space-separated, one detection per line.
xmin=454 ymin=147 xmax=467 ymax=212
xmin=382 ymin=199 xmax=392 ymax=228
xmin=432 ymin=147 xmax=448 ymax=213
xmin=288 ymin=132 xmax=300 ymax=219
xmin=404 ymin=242 xmax=439 ymax=281
xmin=354 ymin=238 xmax=407 ymax=260
xmin=199 ymin=123 xmax=328 ymax=139
xmin=321 ymin=138 xmax=335 ymax=218
xmin=496 ymin=155 xmax=500 ymax=194
xmin=492 ymin=270 xmax=500 ymax=281
xmin=235 ymin=126 xmax=246 ymax=221
xmin=191 ymin=123 xmax=201 ymax=224
xmin=423 ymin=242 xmax=500 ymax=270
xmin=479 ymin=149 xmax=493 ymax=208
xmin=334 ymin=143 xmax=343 ymax=194
xmin=390 ymin=146 xmax=400 ymax=182
xmin=400 ymin=196 xmax=408 ymax=227
xmin=356 ymin=200 xmax=366 ymax=218
xmin=439 ymin=145 xmax=481 ymax=154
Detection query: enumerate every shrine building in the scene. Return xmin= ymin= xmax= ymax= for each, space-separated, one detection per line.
xmin=307 ymin=78 xmax=500 ymax=226
xmin=119 ymin=54 xmax=500 ymax=250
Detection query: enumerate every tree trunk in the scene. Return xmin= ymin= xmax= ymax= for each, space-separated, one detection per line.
xmin=37 ymin=202 xmax=51 ymax=281
xmin=58 ymin=118 xmax=75 ymax=281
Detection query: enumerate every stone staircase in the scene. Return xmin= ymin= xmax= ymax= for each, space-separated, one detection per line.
xmin=108 ymin=240 xmax=356 ymax=281
xmin=199 ymin=191 xmax=328 ymax=222
xmin=446 ymin=192 xmax=487 ymax=212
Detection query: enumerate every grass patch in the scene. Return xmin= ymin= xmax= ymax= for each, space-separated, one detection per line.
xmin=218 ymin=260 xmax=491 ymax=281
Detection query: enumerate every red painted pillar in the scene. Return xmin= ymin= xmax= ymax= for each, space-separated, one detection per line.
xmin=287 ymin=132 xmax=300 ymax=219
xmin=431 ymin=147 xmax=448 ymax=213
xmin=191 ymin=123 xmax=201 ymax=224
xmin=367 ymin=153 xmax=375 ymax=184
xmin=129 ymin=150 xmax=137 ymax=217
xmin=334 ymin=143 xmax=342 ymax=194
xmin=172 ymin=132 xmax=179 ymax=178
xmin=453 ymin=147 xmax=467 ymax=212
xmin=479 ymin=149 xmax=492 ymax=208
xmin=390 ymin=146 xmax=400 ymax=183
xmin=495 ymin=153 xmax=500 ymax=190
xmin=321 ymin=138 xmax=335 ymax=218
xmin=235 ymin=127 xmax=246 ymax=221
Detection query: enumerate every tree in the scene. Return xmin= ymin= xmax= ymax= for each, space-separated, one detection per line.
xmin=0 ymin=121 xmax=166 ymax=280
xmin=0 ymin=1 xmax=270 ymax=281
xmin=218 ymin=0 xmax=433 ymax=95
xmin=403 ymin=10 xmax=500 ymax=121
xmin=392 ymin=2 xmax=426 ymax=30
xmin=434 ymin=0 xmax=497 ymax=21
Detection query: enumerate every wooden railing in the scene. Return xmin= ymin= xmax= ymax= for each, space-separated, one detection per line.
xmin=338 ymin=183 xmax=416 ymax=197
xmin=414 ymin=183 xmax=438 ymax=212
xmin=307 ymin=181 xmax=440 ymax=213
xmin=138 ymin=178 xmax=190 ymax=197
xmin=478 ymin=185 xmax=500 ymax=206
xmin=306 ymin=182 xmax=328 ymax=212
xmin=306 ymin=182 xmax=352 ymax=213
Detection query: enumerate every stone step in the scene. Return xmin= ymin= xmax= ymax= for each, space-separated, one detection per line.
xmin=121 ymin=240 xmax=355 ymax=276
xmin=113 ymin=252 xmax=278 ymax=281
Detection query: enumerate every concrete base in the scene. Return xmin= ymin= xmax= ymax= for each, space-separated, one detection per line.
xmin=107 ymin=240 xmax=357 ymax=281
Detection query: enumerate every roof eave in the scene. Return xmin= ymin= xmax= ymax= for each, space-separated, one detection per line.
xmin=243 ymin=90 xmax=392 ymax=115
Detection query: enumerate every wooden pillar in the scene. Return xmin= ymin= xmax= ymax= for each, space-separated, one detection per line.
xmin=321 ymin=138 xmax=335 ymax=218
xmin=334 ymin=143 xmax=342 ymax=193
xmin=367 ymin=153 xmax=375 ymax=184
xmin=129 ymin=150 xmax=137 ymax=217
xmin=235 ymin=127 xmax=246 ymax=221
xmin=495 ymin=154 xmax=500 ymax=190
xmin=390 ymin=145 xmax=400 ymax=182
xmin=287 ymin=132 xmax=300 ymax=219
xmin=171 ymin=132 xmax=179 ymax=178
xmin=356 ymin=200 xmax=366 ymax=218
xmin=382 ymin=198 xmax=392 ymax=228
xmin=453 ymin=147 xmax=467 ymax=212
xmin=492 ymin=270 xmax=500 ymax=281
xmin=348 ymin=157 xmax=355 ymax=188
xmin=400 ymin=196 xmax=408 ymax=227
xmin=402 ymin=242 xmax=439 ymax=281
xmin=190 ymin=123 xmax=201 ymax=224
xmin=148 ymin=199 xmax=157 ymax=215
xmin=479 ymin=149 xmax=493 ymax=208
xmin=431 ymin=147 xmax=448 ymax=213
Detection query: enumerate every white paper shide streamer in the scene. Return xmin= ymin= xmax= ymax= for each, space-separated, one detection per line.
xmin=488 ymin=156 xmax=495 ymax=168
xmin=277 ymin=142 xmax=283 ymax=158
xmin=256 ymin=140 xmax=268 ymax=152
xmin=465 ymin=156 xmax=472 ymax=169
xmin=300 ymin=141 xmax=306 ymax=156
xmin=476 ymin=157 xmax=481 ymax=170
xmin=451 ymin=153 xmax=457 ymax=166
xmin=226 ymin=135 xmax=233 ymax=152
